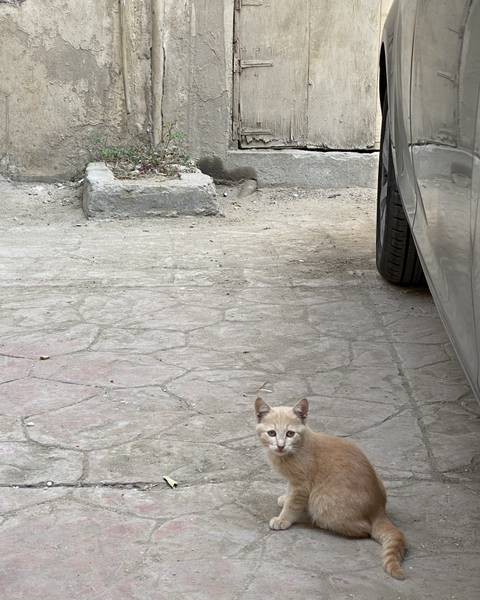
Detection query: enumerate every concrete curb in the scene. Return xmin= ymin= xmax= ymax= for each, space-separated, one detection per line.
xmin=224 ymin=150 xmax=379 ymax=188
xmin=82 ymin=163 xmax=220 ymax=219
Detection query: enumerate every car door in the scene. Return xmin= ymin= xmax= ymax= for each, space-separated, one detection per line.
xmin=473 ymin=102 xmax=480 ymax=398
xmin=410 ymin=0 xmax=479 ymax=388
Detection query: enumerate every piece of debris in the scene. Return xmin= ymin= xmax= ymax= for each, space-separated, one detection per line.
xmin=328 ymin=193 xmax=341 ymax=199
xmin=163 ymin=475 xmax=178 ymax=489
xmin=257 ymin=382 xmax=273 ymax=393
xmin=39 ymin=355 xmax=50 ymax=361
xmin=46 ymin=481 xmax=54 ymax=487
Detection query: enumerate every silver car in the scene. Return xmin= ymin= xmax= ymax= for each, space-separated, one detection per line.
xmin=377 ymin=0 xmax=480 ymax=400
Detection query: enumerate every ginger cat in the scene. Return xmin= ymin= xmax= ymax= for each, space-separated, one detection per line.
xmin=255 ymin=397 xmax=406 ymax=579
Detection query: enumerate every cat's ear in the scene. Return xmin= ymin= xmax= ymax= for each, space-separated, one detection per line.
xmin=255 ymin=397 xmax=271 ymax=422
xmin=293 ymin=398 xmax=309 ymax=422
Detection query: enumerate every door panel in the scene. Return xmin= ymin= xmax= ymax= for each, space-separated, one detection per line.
xmin=236 ymin=0 xmax=391 ymax=149
xmin=308 ymin=1 xmax=381 ymax=149
xmin=237 ymin=0 xmax=310 ymax=148
xmin=411 ymin=0 xmax=479 ymax=385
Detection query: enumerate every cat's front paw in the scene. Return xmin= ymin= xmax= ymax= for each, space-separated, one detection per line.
xmin=269 ymin=516 xmax=292 ymax=530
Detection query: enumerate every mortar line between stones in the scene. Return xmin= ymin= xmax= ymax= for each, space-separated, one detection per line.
xmin=1 ymin=471 xmax=461 ymax=491
xmin=365 ymin=285 xmax=444 ymax=482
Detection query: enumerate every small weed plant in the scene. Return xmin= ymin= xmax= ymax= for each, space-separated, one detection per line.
xmin=91 ymin=125 xmax=195 ymax=179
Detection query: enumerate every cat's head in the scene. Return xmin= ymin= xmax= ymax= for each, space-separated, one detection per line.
xmin=254 ymin=397 xmax=308 ymax=456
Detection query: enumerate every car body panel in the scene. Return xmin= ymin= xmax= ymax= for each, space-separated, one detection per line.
xmin=381 ymin=0 xmax=480 ymax=399
xmin=473 ymin=132 xmax=480 ymax=392
xmin=385 ymin=0 xmax=418 ymax=222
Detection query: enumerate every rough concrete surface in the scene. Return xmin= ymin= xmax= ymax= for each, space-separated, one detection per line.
xmin=0 ymin=177 xmax=479 ymax=599
xmin=0 ymin=0 xmax=150 ymax=179
xmin=83 ymin=163 xmax=219 ymax=219
xmin=225 ymin=150 xmax=379 ymax=188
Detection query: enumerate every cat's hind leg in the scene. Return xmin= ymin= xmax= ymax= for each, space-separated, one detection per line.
xmin=327 ymin=519 xmax=371 ymax=539
xmin=308 ymin=489 xmax=371 ymax=538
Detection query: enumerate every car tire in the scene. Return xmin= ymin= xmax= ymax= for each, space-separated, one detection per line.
xmin=376 ymin=99 xmax=425 ymax=286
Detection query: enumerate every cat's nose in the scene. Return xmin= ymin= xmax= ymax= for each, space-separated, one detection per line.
xmin=277 ymin=443 xmax=285 ymax=451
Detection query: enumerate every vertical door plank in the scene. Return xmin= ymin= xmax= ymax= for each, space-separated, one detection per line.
xmin=238 ymin=0 xmax=309 ymax=148
xmin=307 ymin=0 xmax=381 ymax=149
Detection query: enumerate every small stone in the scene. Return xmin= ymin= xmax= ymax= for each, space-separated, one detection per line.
xmin=46 ymin=481 xmax=54 ymax=487
xmin=39 ymin=355 xmax=50 ymax=361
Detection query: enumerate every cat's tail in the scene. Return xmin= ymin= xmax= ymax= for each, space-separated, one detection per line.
xmin=371 ymin=513 xmax=406 ymax=580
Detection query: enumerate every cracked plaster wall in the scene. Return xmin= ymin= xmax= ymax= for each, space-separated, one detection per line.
xmin=0 ymin=0 xmax=152 ymax=179
xmin=156 ymin=0 xmax=234 ymax=164
xmin=1 ymin=0 xmax=235 ymax=179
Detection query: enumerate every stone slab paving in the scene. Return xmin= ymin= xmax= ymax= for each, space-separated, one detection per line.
xmin=0 ymin=177 xmax=479 ymax=599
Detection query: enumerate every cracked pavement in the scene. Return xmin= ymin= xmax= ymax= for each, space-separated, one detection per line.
xmin=0 ymin=178 xmax=479 ymax=599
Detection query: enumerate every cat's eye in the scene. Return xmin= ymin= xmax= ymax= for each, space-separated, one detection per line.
xmin=286 ymin=431 xmax=295 ymax=438
xmin=267 ymin=430 xmax=276 ymax=437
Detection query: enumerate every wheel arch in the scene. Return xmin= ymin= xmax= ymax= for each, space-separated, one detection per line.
xmin=379 ymin=44 xmax=388 ymax=114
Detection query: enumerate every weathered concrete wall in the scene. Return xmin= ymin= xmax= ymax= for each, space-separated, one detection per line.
xmin=158 ymin=0 xmax=392 ymax=164
xmin=1 ymin=0 xmax=231 ymax=179
xmin=156 ymin=0 xmax=234 ymax=164
xmin=0 ymin=0 xmax=151 ymax=179
xmin=1 ymin=0 xmax=392 ymax=181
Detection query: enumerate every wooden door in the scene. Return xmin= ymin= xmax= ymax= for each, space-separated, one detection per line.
xmin=235 ymin=0 xmax=393 ymax=149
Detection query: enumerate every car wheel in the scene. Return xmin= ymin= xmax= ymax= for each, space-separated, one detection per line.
xmin=376 ymin=99 xmax=424 ymax=286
